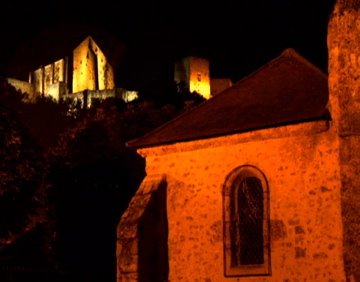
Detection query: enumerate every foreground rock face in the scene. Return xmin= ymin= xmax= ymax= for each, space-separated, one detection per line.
xmin=328 ymin=1 xmax=360 ymax=281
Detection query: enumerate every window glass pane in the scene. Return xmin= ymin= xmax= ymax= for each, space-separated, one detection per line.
xmin=231 ymin=177 xmax=264 ymax=266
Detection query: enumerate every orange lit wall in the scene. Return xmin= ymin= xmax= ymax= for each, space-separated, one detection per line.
xmin=135 ymin=121 xmax=345 ymax=281
xmin=328 ymin=2 xmax=360 ymax=279
xmin=188 ymin=57 xmax=211 ymax=99
xmin=72 ymin=36 xmax=114 ymax=93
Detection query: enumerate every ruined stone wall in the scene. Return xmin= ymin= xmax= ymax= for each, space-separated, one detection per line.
xmin=43 ymin=64 xmax=53 ymax=95
xmin=30 ymin=58 xmax=67 ymax=99
xmin=90 ymin=39 xmax=114 ymax=90
xmin=73 ymin=37 xmax=97 ymax=92
xmin=33 ymin=68 xmax=43 ymax=95
xmin=139 ymin=122 xmax=345 ymax=281
xmin=53 ymin=58 xmax=66 ymax=84
xmin=46 ymin=82 xmax=67 ymax=101
xmin=72 ymin=36 xmax=114 ymax=93
xmin=117 ymin=175 xmax=169 ymax=282
xmin=328 ymin=1 xmax=360 ymax=280
xmin=6 ymin=78 xmax=34 ymax=101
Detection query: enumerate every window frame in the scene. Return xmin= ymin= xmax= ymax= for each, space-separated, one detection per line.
xmin=222 ymin=165 xmax=271 ymax=277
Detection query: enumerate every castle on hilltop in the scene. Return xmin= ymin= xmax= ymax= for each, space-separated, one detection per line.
xmin=7 ymin=36 xmax=138 ymax=107
xmin=7 ymin=35 xmax=232 ymax=107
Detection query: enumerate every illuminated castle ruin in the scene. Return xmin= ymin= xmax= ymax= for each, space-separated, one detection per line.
xmin=8 ymin=36 xmax=229 ymax=106
xmin=117 ymin=1 xmax=360 ymax=281
xmin=8 ymin=36 xmax=138 ymax=106
xmin=174 ymin=56 xmax=232 ymax=99
xmin=29 ymin=57 xmax=69 ymax=101
xmin=72 ymin=36 xmax=114 ymax=94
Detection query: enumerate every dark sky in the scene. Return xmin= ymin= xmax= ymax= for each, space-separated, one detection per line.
xmin=0 ymin=0 xmax=335 ymax=89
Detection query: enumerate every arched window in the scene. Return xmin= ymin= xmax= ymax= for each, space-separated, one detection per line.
xmin=223 ymin=165 xmax=270 ymax=276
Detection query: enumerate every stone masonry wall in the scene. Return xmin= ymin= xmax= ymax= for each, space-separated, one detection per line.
xmin=328 ymin=1 xmax=360 ymax=280
xmin=174 ymin=56 xmax=211 ymax=100
xmin=140 ymin=122 xmax=345 ymax=281
xmin=188 ymin=56 xmax=211 ymax=99
xmin=91 ymin=39 xmax=114 ymax=90
xmin=6 ymin=78 xmax=34 ymax=101
xmin=30 ymin=58 xmax=67 ymax=99
xmin=117 ymin=175 xmax=169 ymax=282
xmin=72 ymin=36 xmax=114 ymax=93
xmin=33 ymin=68 xmax=43 ymax=96
xmin=72 ymin=37 xmax=97 ymax=92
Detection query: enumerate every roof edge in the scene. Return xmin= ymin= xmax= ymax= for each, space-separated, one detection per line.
xmin=126 ymin=48 xmax=328 ymax=150
xmin=127 ymin=112 xmax=331 ymax=150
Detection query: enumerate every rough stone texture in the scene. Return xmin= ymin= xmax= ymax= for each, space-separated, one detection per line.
xmin=43 ymin=64 xmax=53 ymax=95
xmin=116 ymin=2 xmax=360 ymax=280
xmin=53 ymin=58 xmax=65 ymax=84
xmin=137 ymin=121 xmax=345 ymax=281
xmin=62 ymin=88 xmax=138 ymax=109
xmin=117 ymin=175 xmax=168 ymax=282
xmin=72 ymin=36 xmax=114 ymax=93
xmin=33 ymin=68 xmax=43 ymax=97
xmin=6 ymin=78 xmax=35 ymax=101
xmin=337 ymin=0 xmax=360 ymax=12
xmin=28 ymin=58 xmax=67 ymax=101
xmin=46 ymin=82 xmax=67 ymax=101
xmin=329 ymin=3 xmax=360 ymax=280
xmin=24 ymin=36 xmax=115 ymax=102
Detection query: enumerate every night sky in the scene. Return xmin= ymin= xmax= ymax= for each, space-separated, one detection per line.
xmin=0 ymin=0 xmax=335 ymax=90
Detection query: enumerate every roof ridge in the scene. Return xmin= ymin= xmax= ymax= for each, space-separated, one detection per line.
xmin=126 ymin=99 xmax=207 ymax=148
xmin=280 ymin=47 xmax=328 ymax=79
xmin=126 ymin=49 xmax=284 ymax=148
xmin=127 ymin=48 xmax=328 ymax=149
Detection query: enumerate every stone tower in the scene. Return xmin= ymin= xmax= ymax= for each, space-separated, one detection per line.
xmin=328 ymin=0 xmax=360 ymax=280
xmin=72 ymin=36 xmax=115 ymax=93
xmin=174 ymin=56 xmax=211 ymax=99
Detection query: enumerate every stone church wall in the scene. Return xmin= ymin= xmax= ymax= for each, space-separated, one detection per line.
xmin=139 ymin=121 xmax=345 ymax=281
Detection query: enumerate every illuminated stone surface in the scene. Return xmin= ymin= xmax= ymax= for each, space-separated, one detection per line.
xmin=116 ymin=2 xmax=360 ymax=280
xmin=175 ymin=56 xmax=211 ymax=99
xmin=7 ymin=36 xmax=125 ymax=105
xmin=328 ymin=1 xmax=360 ymax=281
xmin=127 ymin=122 xmax=344 ymax=282
xmin=72 ymin=36 xmax=114 ymax=93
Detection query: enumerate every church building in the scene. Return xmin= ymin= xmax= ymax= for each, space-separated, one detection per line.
xmin=117 ymin=1 xmax=360 ymax=281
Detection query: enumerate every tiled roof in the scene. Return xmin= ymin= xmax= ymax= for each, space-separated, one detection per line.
xmin=127 ymin=48 xmax=330 ymax=149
